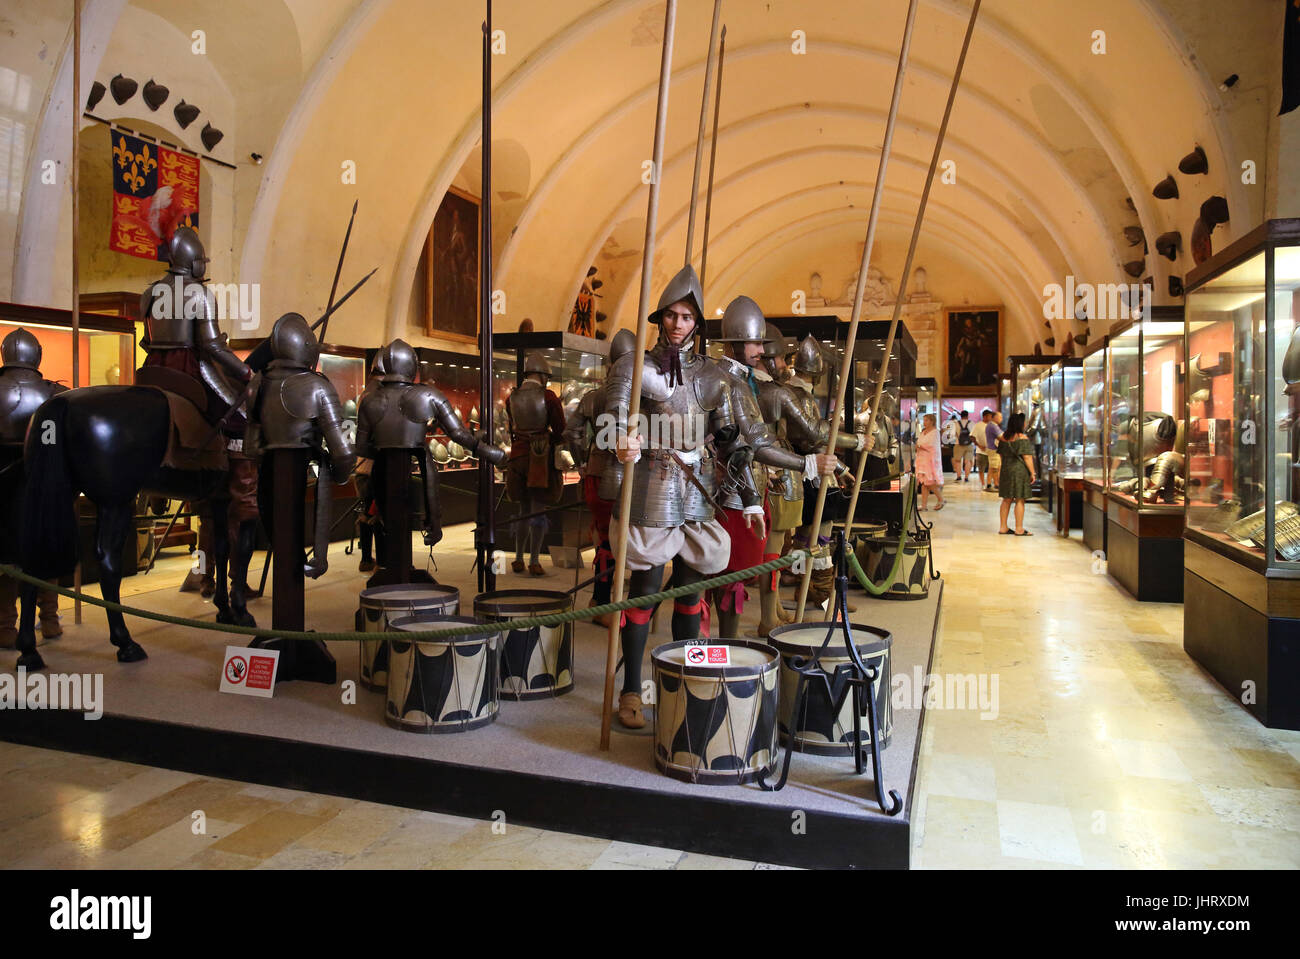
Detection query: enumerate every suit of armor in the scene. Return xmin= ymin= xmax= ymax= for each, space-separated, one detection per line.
xmin=140 ymin=227 xmax=250 ymax=417
xmin=250 ymin=313 xmax=355 ymax=579
xmin=356 ymin=338 xmax=503 ymax=550
xmin=564 ymin=328 xmax=637 ymax=616
xmin=0 ymin=329 xmax=66 ymax=644
xmin=604 ymin=266 xmax=762 ymax=729
xmin=504 ymin=353 xmax=566 ymax=574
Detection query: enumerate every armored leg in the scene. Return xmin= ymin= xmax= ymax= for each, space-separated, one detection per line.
xmin=528 ymin=512 xmax=548 ymax=573
xmin=417 ymin=446 xmax=443 ymax=548
xmin=305 ymin=460 xmax=332 ymax=579
xmin=618 ymin=563 xmax=665 ymax=729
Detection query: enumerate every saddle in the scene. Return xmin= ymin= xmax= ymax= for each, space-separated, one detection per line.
xmin=134 ymin=366 xmax=227 ymax=471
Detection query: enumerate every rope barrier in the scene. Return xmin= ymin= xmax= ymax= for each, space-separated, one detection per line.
xmin=0 ymin=552 xmax=804 ymax=643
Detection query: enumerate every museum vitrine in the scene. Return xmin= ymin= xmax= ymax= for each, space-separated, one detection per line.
xmin=1009 ymin=356 xmax=1057 ymax=499
xmin=0 ymin=302 xmax=136 ymax=387
xmin=1046 ymin=358 xmax=1084 ymax=528
xmin=1080 ymin=339 xmax=1110 ymax=550
xmin=1182 ymin=219 xmax=1300 ymax=730
xmin=1102 ymin=307 xmax=1186 ymax=602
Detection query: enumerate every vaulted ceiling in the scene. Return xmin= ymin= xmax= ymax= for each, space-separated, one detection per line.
xmin=4 ymin=0 xmax=1286 ymax=355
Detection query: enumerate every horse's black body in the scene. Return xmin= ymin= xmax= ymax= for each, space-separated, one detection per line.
xmin=19 ymin=385 xmax=253 ymax=666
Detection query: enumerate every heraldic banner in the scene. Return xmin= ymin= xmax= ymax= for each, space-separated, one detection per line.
xmin=109 ymin=129 xmax=200 ymax=260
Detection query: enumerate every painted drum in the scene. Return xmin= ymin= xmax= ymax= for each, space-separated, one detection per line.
xmin=472 ymin=589 xmax=574 ymax=700
xmin=651 ymin=640 xmax=780 ymax=785
xmin=357 ymin=584 xmax=460 ymax=691
xmin=385 ymin=615 xmax=501 ymax=733
xmin=767 ymin=622 xmax=893 ymax=755
xmin=856 ymin=529 xmax=931 ymax=600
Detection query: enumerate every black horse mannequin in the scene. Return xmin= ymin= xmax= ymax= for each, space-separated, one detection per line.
xmin=19 ymin=386 xmax=253 ymax=666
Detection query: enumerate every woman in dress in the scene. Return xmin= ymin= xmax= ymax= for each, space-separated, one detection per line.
xmin=997 ymin=411 xmax=1037 ymax=535
xmin=914 ymin=413 xmax=944 ymax=511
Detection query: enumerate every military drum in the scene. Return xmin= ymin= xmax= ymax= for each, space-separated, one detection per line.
xmin=855 ymin=528 xmax=931 ymax=600
xmin=472 ymin=589 xmax=574 ymax=700
xmin=651 ymin=640 xmax=779 ymax=785
xmin=767 ymin=622 xmax=893 ymax=755
xmin=357 ymin=584 xmax=460 ymax=691
xmin=385 ymin=615 xmax=501 ymax=733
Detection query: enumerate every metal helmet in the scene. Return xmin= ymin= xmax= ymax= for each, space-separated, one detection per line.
xmin=608 ymin=327 xmax=637 ymax=366
xmin=794 ymin=335 xmax=826 ymax=376
xmin=385 ymin=339 xmax=418 ymax=381
xmin=523 ymin=352 xmax=552 ymax=377
xmin=269 ymin=312 xmax=319 ymax=369
xmin=1 ymin=328 xmax=42 ymax=370
xmin=715 ymin=295 xmax=771 ymax=344
xmin=167 ymin=226 xmax=208 ymax=280
xmin=342 ymin=399 xmax=358 ymax=421
xmin=651 ymin=265 xmax=704 ymax=324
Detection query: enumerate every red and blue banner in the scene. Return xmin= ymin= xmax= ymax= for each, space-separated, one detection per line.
xmin=109 ymin=129 xmax=200 ymax=260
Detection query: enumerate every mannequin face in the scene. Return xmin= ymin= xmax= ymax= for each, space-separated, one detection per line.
xmin=660 ymin=300 xmax=697 ymax=347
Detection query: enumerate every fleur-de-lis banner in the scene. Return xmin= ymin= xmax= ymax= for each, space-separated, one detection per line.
xmin=109 ymin=129 xmax=200 ymax=260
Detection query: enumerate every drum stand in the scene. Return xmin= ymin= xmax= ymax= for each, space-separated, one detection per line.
xmin=758 ymin=529 xmax=902 ymax=816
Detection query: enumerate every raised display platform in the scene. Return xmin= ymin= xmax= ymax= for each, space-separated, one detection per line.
xmin=0 ymin=533 xmax=943 ymax=869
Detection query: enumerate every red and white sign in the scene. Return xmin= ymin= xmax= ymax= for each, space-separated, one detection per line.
xmin=684 ymin=644 xmax=731 ymax=666
xmin=219 ymin=645 xmax=279 ymax=698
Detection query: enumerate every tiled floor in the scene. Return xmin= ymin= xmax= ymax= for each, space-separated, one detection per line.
xmin=2 ymin=477 xmax=1298 ymax=868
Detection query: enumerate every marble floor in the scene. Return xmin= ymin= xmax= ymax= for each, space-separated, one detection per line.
xmin=2 ymin=478 xmax=1298 ymax=869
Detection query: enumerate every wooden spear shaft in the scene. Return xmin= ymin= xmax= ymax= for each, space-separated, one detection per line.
xmin=600 ymin=0 xmax=678 ymax=750
xmin=836 ymin=0 xmax=983 ymax=574
xmin=684 ymin=0 xmax=722 ymax=267
xmin=793 ymin=0 xmax=919 ymax=620
xmin=698 ymin=26 xmax=725 ymax=291
xmin=72 ymin=0 xmax=82 ymax=626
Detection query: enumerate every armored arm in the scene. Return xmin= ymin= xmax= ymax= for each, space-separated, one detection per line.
xmin=353 ymin=396 xmax=377 ymax=460
xmin=711 ymin=384 xmax=761 ymax=511
xmin=315 ymin=378 xmax=356 ymax=482
xmin=780 ymin=389 xmax=859 ymax=452
xmin=193 ymin=288 xmax=252 ymax=382
xmin=563 ymin=390 xmax=594 ymax=471
xmin=428 ymin=386 xmax=506 ymax=465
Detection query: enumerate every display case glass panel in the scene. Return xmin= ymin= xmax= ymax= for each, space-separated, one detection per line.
xmin=1060 ymin=362 xmax=1084 ymax=477
xmin=1272 ymin=245 xmax=1300 ymax=566
xmin=1041 ymin=364 xmax=1061 ymax=472
xmin=1106 ymin=316 xmax=1186 ymax=507
xmin=1082 ymin=341 xmax=1107 ymax=486
xmin=491 ymin=332 xmax=607 ymax=482
xmin=0 ymin=319 xmax=134 ymax=387
xmin=415 ymin=348 xmax=487 ymax=471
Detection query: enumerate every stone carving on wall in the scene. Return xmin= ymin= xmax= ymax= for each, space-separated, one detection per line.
xmin=814 ymin=263 xmax=946 ymax=379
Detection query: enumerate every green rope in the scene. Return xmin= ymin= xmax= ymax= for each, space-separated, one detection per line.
xmin=839 ymin=473 xmax=918 ymax=596
xmin=0 ymin=553 xmax=804 ymax=643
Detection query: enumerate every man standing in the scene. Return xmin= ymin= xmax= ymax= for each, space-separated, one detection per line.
xmin=953 ymin=410 xmax=975 ymax=482
xmin=985 ymin=409 xmax=1005 ymax=491
xmin=974 ymin=408 xmax=993 ymax=489
xmin=940 ymin=413 xmax=960 ymax=477
xmin=605 ymin=266 xmax=763 ymax=729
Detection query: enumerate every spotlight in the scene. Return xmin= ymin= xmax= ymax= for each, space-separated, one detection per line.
xmin=250 ymin=152 xmax=263 ymax=165
xmin=1219 ymin=74 xmax=1238 ymax=91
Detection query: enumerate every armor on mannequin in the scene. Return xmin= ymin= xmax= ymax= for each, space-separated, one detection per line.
xmin=504 ymin=351 xmax=566 ymax=575
xmin=0 ymin=328 xmax=66 ymax=647
xmin=562 ymin=328 xmax=637 ymax=623
xmin=139 ymin=227 xmax=251 ymax=416
xmin=249 ymin=313 xmax=355 ymax=579
xmin=712 ymin=298 xmax=845 ymax=637
xmin=604 ymin=266 xmax=763 ymax=730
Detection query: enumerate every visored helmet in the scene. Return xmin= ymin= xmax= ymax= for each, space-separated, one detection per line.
xmin=269 ymin=312 xmax=319 ymax=369
xmin=1 ymin=328 xmax=42 ymax=370
xmin=385 ymin=339 xmax=418 ymax=382
xmin=715 ymin=295 xmax=770 ymax=344
xmin=167 ymin=226 xmax=208 ymax=280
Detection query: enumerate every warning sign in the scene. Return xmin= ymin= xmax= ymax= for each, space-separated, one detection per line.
xmin=684 ymin=644 xmax=730 ymax=666
xmin=219 ymin=645 xmax=279 ymax=698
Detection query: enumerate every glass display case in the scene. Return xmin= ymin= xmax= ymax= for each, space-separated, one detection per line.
xmin=997 ymin=372 xmax=1012 ymax=422
xmin=1009 ymin=356 xmax=1056 ymax=498
xmin=1105 ymin=316 xmax=1185 ymax=508
xmin=1081 ymin=338 xmax=1108 ymax=487
xmin=1102 ymin=307 xmax=1186 ymax=602
xmin=416 ymin=347 xmax=488 ymax=472
xmin=1080 ymin=337 xmax=1109 ymax=551
xmin=0 ymin=303 xmax=136 ymax=387
xmin=1041 ymin=364 xmax=1061 ymax=476
xmin=1182 ymin=220 xmax=1300 ymax=730
xmin=1059 ymin=361 xmax=1085 ymax=477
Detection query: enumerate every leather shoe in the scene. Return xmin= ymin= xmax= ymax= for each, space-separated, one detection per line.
xmin=617 ymin=691 xmax=645 ymax=729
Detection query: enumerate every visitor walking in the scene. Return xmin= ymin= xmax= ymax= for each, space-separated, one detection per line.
xmin=984 ymin=409 xmax=1004 ymax=492
xmin=974 ymin=408 xmax=992 ymax=489
xmin=953 ymin=410 xmax=975 ymax=482
xmin=915 ymin=413 xmax=945 ymax=511
xmin=997 ymin=411 xmax=1036 ymax=535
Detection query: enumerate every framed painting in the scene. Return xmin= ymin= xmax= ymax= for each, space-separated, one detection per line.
xmin=944 ymin=307 xmax=1002 ymax=393
xmin=425 ymin=186 xmax=480 ymax=343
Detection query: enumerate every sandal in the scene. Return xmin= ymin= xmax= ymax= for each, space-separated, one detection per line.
xmin=998 ymin=529 xmax=1014 ymax=534
xmin=934 ymin=502 xmax=944 ymax=511
xmin=1014 ymin=530 xmax=1033 ymax=536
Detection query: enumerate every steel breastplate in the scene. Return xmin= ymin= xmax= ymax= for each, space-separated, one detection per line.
xmin=0 ymin=370 xmax=56 ymax=445
xmin=142 ymin=278 xmax=198 ymax=348
xmin=257 ymin=368 xmax=318 ymax=449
